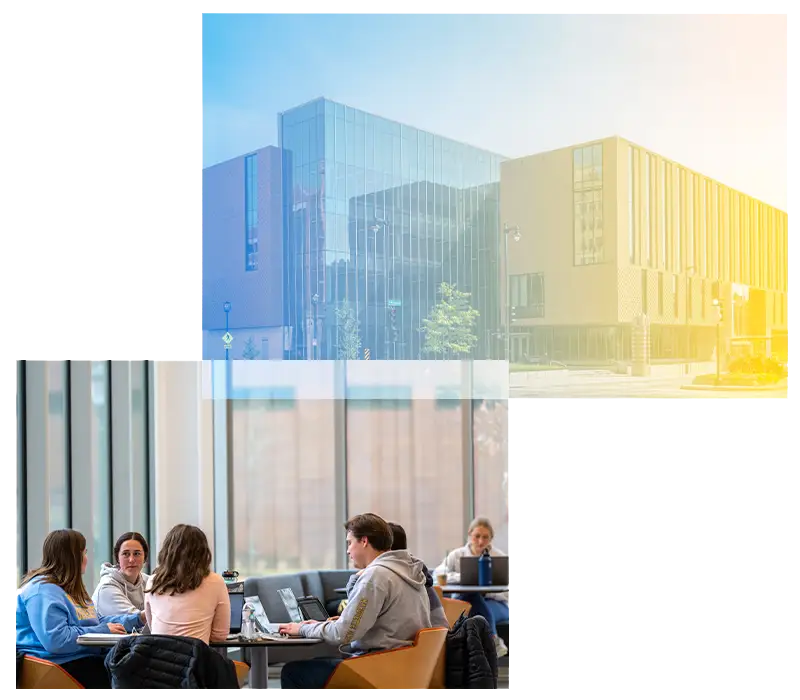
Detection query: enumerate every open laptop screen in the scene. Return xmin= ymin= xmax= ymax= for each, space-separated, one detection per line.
xmin=229 ymin=591 xmax=244 ymax=633
xmin=297 ymin=597 xmax=329 ymax=622
xmin=278 ymin=588 xmax=304 ymax=623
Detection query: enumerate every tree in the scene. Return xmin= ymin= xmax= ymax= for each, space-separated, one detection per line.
xmin=242 ymin=336 xmax=260 ymax=360
xmin=421 ymin=282 xmax=480 ymax=358
xmin=335 ymin=303 xmax=362 ymax=359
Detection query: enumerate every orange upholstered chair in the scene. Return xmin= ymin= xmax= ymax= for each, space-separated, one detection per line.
xmin=324 ymin=627 xmax=448 ymax=689
xmin=18 ymin=656 xmax=84 ymax=689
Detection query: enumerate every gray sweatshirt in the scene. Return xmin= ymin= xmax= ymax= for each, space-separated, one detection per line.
xmin=344 ymin=553 xmax=448 ymax=630
xmin=92 ymin=563 xmax=151 ymax=616
xmin=301 ymin=550 xmax=431 ymax=652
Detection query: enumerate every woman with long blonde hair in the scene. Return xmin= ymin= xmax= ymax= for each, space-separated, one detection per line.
xmin=16 ymin=529 xmax=145 ymax=688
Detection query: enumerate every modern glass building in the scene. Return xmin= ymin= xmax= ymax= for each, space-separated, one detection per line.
xmin=279 ymin=98 xmax=506 ymax=360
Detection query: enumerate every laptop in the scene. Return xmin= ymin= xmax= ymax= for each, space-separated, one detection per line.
xmin=459 ymin=556 xmax=509 ymax=586
xmin=227 ymin=582 xmax=245 ymax=634
xmin=229 ymin=590 xmax=291 ymax=640
xmin=229 ymin=582 xmax=283 ymax=636
xmin=246 ymin=595 xmax=283 ymax=635
xmin=278 ymin=588 xmax=329 ymax=623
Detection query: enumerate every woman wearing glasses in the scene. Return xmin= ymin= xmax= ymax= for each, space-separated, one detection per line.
xmin=92 ymin=532 xmax=151 ymax=616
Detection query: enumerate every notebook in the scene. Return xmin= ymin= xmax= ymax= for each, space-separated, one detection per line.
xmin=78 ymin=633 xmax=135 ymax=642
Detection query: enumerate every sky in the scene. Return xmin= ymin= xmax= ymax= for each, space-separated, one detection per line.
xmin=203 ymin=14 xmax=787 ymax=210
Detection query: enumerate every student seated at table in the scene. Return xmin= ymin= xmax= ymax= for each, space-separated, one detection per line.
xmin=279 ymin=513 xmax=432 ymax=689
xmin=16 ymin=529 xmax=145 ymax=689
xmin=144 ymin=524 xmax=229 ymax=645
xmin=92 ymin=531 xmax=151 ymax=616
xmin=341 ymin=521 xmax=448 ymax=630
xmin=435 ymin=516 xmax=509 ymax=657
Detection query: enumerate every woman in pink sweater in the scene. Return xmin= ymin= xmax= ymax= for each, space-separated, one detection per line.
xmin=144 ymin=524 xmax=229 ymax=644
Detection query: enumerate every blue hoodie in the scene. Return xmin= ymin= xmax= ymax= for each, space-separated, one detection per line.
xmin=16 ymin=577 xmax=142 ymax=665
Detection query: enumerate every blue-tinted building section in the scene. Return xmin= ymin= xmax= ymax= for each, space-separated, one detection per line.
xmin=244 ymin=153 xmax=259 ymax=271
xmin=279 ymin=98 xmax=505 ymax=360
xmin=203 ymin=146 xmax=284 ymax=360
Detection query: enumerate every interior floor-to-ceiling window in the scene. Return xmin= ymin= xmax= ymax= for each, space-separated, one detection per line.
xmin=229 ymin=396 xmax=338 ymax=576
xmin=472 ymin=399 xmax=508 ymax=553
xmin=17 ymin=361 xmax=152 ymax=590
xmin=224 ymin=360 xmax=508 ymax=571
xmin=20 ymin=361 xmax=508 ymax=583
xmin=345 ymin=396 xmax=465 ymax=567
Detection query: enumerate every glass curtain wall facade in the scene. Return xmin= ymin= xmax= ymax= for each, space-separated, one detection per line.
xmin=279 ymin=98 xmax=505 ymax=360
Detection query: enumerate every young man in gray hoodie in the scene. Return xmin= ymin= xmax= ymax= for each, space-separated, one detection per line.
xmin=341 ymin=522 xmax=449 ymax=630
xmin=279 ymin=513 xmax=432 ymax=689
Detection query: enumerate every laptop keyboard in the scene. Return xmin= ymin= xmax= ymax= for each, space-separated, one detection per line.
xmin=227 ymin=632 xmax=293 ymax=641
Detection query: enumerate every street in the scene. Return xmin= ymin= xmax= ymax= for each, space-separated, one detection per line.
xmin=510 ymin=370 xmax=788 ymax=398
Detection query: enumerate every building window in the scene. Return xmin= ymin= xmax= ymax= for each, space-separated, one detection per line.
xmin=660 ymin=159 xmax=667 ymax=269
xmin=700 ymin=279 xmax=706 ymax=319
xmin=686 ymin=172 xmax=694 ymax=272
xmin=573 ymin=144 xmax=604 ymax=265
xmin=673 ymin=275 xmax=679 ymax=317
xmin=658 ymin=272 xmax=664 ymax=315
xmin=687 ymin=277 xmax=692 ymax=320
xmin=641 ymin=269 xmax=648 ymax=314
xmin=628 ymin=146 xmax=636 ymax=264
xmin=674 ymin=165 xmax=682 ymax=274
xmin=644 ymin=153 xmax=651 ymax=266
xmin=728 ymin=190 xmax=741 ymax=282
xmin=510 ymin=273 xmax=545 ymax=318
xmin=245 ymin=154 xmax=258 ymax=271
xmin=700 ymin=178 xmax=707 ymax=277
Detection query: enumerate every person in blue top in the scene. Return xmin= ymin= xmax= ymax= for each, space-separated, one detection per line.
xmin=16 ymin=529 xmax=145 ymax=688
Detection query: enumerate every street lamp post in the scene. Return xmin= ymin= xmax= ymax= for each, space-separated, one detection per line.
xmin=503 ymin=223 xmax=521 ymax=363
xmin=223 ymin=301 xmax=232 ymax=361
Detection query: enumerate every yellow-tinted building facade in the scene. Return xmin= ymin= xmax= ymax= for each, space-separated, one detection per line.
xmin=501 ymin=136 xmax=788 ymax=363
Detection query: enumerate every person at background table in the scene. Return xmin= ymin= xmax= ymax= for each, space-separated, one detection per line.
xmin=144 ymin=524 xmax=229 ymax=645
xmin=16 ymin=529 xmax=145 ymax=689
xmin=92 ymin=531 xmax=151 ymax=617
xmin=435 ymin=516 xmax=509 ymax=657
xmin=340 ymin=521 xmax=448 ymax=630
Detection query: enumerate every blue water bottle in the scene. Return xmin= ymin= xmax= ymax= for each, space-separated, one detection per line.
xmin=478 ymin=548 xmax=493 ymax=586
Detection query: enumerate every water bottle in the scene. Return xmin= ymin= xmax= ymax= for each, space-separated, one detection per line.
xmin=241 ymin=601 xmax=256 ymax=638
xmin=478 ymin=548 xmax=493 ymax=586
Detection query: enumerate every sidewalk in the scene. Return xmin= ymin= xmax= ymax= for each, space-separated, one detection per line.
xmin=681 ymin=378 xmax=788 ymax=392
